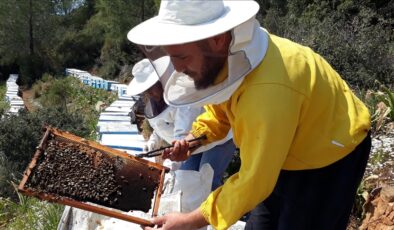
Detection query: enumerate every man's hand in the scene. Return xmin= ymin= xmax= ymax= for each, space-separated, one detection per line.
xmin=143 ymin=213 xmax=194 ymax=230
xmin=143 ymin=210 xmax=208 ymax=230
xmin=162 ymin=139 xmax=190 ymax=161
xmin=162 ymin=133 xmax=199 ymax=161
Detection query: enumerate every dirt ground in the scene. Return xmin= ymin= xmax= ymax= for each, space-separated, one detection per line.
xmin=21 ymin=88 xmax=35 ymax=111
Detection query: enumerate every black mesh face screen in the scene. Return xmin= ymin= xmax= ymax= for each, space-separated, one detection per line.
xmin=144 ymin=97 xmax=168 ymax=119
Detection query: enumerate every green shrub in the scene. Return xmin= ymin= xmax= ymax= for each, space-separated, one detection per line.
xmin=41 ymin=73 xmax=54 ymax=83
xmin=0 ymin=82 xmax=10 ymax=115
xmin=381 ymin=85 xmax=394 ymax=121
xmin=39 ymin=77 xmax=74 ymax=110
xmin=32 ymin=77 xmax=116 ymax=137
xmin=362 ymin=85 xmax=394 ymax=133
xmin=98 ymin=60 xmax=120 ymax=80
xmin=260 ymin=0 xmax=393 ymax=88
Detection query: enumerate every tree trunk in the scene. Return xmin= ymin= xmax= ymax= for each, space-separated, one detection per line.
xmin=28 ymin=0 xmax=34 ymax=55
xmin=141 ymin=0 xmax=145 ymax=21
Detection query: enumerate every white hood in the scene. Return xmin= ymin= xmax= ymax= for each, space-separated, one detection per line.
xmin=163 ymin=18 xmax=269 ymax=108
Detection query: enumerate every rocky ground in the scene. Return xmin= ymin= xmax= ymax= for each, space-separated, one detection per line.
xmin=348 ymin=124 xmax=394 ymax=230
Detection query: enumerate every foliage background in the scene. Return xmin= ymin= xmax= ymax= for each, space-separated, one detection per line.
xmin=0 ymin=0 xmax=391 ymax=87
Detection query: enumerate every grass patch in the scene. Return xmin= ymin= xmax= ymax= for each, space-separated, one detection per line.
xmin=0 ymin=192 xmax=63 ymax=230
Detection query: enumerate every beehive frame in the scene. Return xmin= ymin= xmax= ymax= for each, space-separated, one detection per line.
xmin=18 ymin=127 xmax=169 ymax=226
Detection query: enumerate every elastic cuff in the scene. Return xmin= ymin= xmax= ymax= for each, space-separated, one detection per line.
xmin=190 ymin=129 xmax=210 ymax=145
xmin=199 ymin=202 xmax=211 ymax=225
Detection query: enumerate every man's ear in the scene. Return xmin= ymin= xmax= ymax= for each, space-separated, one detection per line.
xmin=207 ymin=32 xmax=231 ymax=52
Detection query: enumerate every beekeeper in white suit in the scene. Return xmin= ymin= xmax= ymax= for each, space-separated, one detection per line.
xmin=127 ymin=57 xmax=236 ymax=191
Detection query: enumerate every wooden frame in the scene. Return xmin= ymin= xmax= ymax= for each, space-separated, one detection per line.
xmin=18 ymin=127 xmax=169 ymax=226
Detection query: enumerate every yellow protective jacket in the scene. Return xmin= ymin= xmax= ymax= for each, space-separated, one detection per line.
xmin=191 ymin=33 xmax=371 ymax=229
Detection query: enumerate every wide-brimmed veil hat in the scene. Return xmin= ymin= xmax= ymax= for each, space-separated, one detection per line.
xmin=128 ymin=0 xmax=268 ymax=108
xmin=127 ymin=0 xmax=260 ymax=46
xmin=126 ymin=56 xmax=172 ymax=96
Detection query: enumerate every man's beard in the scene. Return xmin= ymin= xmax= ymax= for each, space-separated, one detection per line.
xmin=193 ymin=56 xmax=226 ymax=90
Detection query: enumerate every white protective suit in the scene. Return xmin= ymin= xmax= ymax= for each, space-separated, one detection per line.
xmin=145 ymin=103 xmax=232 ymax=155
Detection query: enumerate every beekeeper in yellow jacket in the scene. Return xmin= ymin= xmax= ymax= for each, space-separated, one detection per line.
xmin=127 ymin=1 xmax=371 ymax=229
